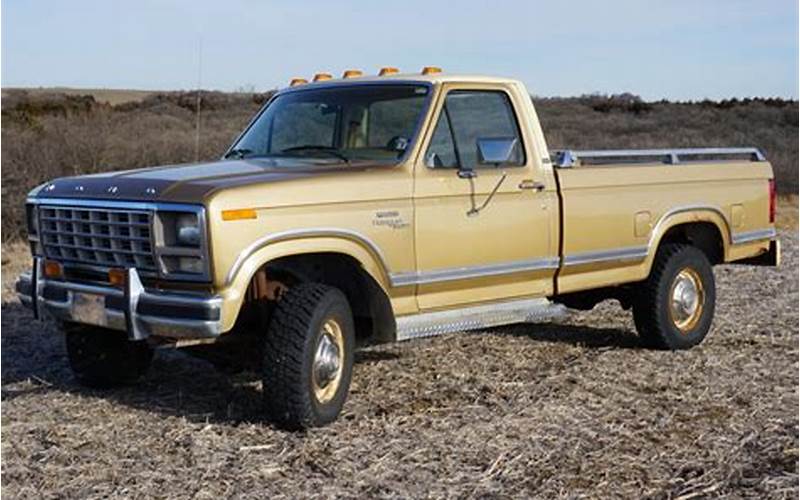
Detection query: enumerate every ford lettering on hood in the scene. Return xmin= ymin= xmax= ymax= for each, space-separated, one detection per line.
xmin=30 ymin=157 xmax=377 ymax=203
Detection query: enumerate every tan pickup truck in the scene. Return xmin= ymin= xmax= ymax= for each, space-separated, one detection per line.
xmin=17 ymin=68 xmax=779 ymax=428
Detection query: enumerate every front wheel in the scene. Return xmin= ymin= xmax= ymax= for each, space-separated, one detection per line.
xmin=262 ymin=283 xmax=355 ymax=429
xmin=633 ymin=244 xmax=716 ymax=350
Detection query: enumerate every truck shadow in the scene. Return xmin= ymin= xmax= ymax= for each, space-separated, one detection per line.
xmin=2 ymin=301 xmax=641 ymax=426
xmin=495 ymin=321 xmax=643 ymax=349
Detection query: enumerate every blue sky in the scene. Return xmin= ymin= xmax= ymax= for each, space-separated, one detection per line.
xmin=2 ymin=0 xmax=797 ymax=100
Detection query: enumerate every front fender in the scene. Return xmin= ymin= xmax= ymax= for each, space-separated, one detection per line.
xmin=216 ymin=231 xmax=392 ymax=332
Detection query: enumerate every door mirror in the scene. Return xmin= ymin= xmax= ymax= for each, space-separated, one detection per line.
xmin=477 ymin=137 xmax=518 ymax=165
xmin=457 ymin=164 xmax=476 ymax=179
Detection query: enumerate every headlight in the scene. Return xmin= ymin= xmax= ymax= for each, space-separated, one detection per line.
xmin=158 ymin=211 xmax=203 ymax=248
xmin=155 ymin=208 xmax=209 ymax=281
xmin=176 ymin=213 xmax=200 ymax=247
xmin=161 ymin=256 xmax=206 ymax=275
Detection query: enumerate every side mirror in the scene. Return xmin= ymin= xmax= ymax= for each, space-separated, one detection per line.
xmin=386 ymin=135 xmax=409 ymax=153
xmin=457 ymin=164 xmax=476 ymax=179
xmin=477 ymin=137 xmax=518 ymax=165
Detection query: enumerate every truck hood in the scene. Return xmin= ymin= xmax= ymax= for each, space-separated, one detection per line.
xmin=30 ymin=157 xmax=380 ymax=204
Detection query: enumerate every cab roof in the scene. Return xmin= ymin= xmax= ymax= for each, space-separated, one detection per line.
xmin=279 ymin=73 xmax=522 ymax=92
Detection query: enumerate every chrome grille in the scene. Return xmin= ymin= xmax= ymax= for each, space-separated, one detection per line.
xmin=39 ymin=205 xmax=157 ymax=273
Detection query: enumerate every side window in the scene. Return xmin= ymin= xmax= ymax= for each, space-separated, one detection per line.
xmin=425 ymin=90 xmax=525 ymax=169
xmin=425 ymin=111 xmax=459 ymax=168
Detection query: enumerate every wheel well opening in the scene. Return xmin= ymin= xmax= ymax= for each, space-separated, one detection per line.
xmin=241 ymin=252 xmax=395 ymax=344
xmin=659 ymin=222 xmax=724 ymax=264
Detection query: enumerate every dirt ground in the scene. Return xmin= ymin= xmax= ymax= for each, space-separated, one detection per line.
xmin=1 ymin=232 xmax=797 ymax=499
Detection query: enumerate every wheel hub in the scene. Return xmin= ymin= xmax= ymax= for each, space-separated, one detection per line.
xmin=669 ymin=268 xmax=705 ymax=333
xmin=312 ymin=319 xmax=344 ymax=403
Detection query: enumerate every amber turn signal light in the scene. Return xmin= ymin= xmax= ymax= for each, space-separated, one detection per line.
xmin=421 ymin=66 xmax=442 ymax=75
xmin=313 ymin=73 xmax=333 ymax=82
xmin=342 ymin=69 xmax=363 ymax=78
xmin=108 ymin=268 xmax=126 ymax=287
xmin=43 ymin=260 xmax=63 ymax=279
xmin=289 ymin=78 xmax=308 ymax=86
xmin=222 ymin=208 xmax=258 ymax=221
xmin=379 ymin=67 xmax=399 ymax=76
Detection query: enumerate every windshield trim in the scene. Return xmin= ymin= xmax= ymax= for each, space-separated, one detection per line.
xmin=224 ymin=81 xmax=435 ymax=165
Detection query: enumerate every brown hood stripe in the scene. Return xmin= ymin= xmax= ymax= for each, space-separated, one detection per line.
xmin=34 ymin=158 xmax=387 ymax=204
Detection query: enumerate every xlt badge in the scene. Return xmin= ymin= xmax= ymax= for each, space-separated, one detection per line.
xmin=373 ymin=210 xmax=409 ymax=229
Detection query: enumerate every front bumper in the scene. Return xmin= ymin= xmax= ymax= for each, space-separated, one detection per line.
xmin=16 ymin=257 xmax=223 ymax=340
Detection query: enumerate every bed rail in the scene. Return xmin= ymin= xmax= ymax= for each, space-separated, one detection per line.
xmin=553 ymin=147 xmax=766 ymax=168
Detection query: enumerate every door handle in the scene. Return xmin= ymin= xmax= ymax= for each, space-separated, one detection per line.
xmin=519 ymin=179 xmax=545 ymax=191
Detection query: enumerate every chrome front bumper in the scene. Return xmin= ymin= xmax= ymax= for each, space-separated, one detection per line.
xmin=16 ymin=257 xmax=223 ymax=340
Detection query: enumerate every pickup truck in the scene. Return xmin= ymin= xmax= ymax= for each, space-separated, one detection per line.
xmin=16 ymin=68 xmax=780 ymax=428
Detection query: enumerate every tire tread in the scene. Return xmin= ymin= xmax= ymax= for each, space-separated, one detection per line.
xmin=633 ymin=243 xmax=715 ymax=350
xmin=262 ymin=283 xmax=349 ymax=428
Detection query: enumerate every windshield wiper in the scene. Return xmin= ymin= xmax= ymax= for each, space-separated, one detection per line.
xmin=280 ymin=145 xmax=350 ymax=164
xmin=224 ymin=148 xmax=253 ymax=159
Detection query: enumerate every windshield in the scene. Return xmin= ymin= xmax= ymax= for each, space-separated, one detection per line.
xmin=230 ymin=84 xmax=430 ymax=163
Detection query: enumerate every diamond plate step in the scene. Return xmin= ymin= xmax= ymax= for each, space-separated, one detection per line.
xmin=396 ymin=298 xmax=567 ymax=341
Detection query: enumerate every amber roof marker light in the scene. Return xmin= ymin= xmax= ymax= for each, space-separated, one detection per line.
xmin=289 ymin=78 xmax=308 ymax=86
xmin=421 ymin=66 xmax=442 ymax=75
xmin=313 ymin=73 xmax=333 ymax=82
xmin=342 ymin=69 xmax=363 ymax=79
xmin=379 ymin=67 xmax=399 ymax=76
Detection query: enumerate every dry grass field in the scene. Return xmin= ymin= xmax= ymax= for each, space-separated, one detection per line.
xmin=1 ymin=231 xmax=796 ymax=498
xmin=1 ymin=89 xmax=797 ymax=498
xmin=1 ymin=87 xmax=155 ymax=106
xmin=776 ymin=196 xmax=799 ymax=230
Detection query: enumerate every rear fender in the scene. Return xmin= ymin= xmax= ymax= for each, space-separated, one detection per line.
xmin=641 ymin=206 xmax=732 ymax=276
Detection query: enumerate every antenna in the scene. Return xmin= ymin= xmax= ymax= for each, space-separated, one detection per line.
xmin=194 ymin=36 xmax=203 ymax=162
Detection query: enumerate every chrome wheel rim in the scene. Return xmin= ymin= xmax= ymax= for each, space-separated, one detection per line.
xmin=312 ymin=318 xmax=344 ymax=404
xmin=669 ymin=267 xmax=705 ymax=333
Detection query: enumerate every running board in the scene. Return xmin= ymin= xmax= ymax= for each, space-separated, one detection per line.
xmin=395 ymin=298 xmax=567 ymax=341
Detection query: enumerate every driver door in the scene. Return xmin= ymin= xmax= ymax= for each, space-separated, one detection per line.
xmin=412 ymin=83 xmax=558 ymax=310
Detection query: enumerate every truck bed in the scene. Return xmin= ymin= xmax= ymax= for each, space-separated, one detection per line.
xmin=551 ymin=147 xmax=774 ymax=294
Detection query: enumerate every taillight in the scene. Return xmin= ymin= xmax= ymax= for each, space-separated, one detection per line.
xmin=768 ymin=179 xmax=776 ymax=223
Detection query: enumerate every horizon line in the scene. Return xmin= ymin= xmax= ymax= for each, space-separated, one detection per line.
xmin=3 ymin=84 xmax=798 ymax=104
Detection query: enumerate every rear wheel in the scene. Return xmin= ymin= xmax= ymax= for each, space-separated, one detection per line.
xmin=633 ymin=244 xmax=716 ymax=350
xmin=65 ymin=324 xmax=154 ymax=388
xmin=262 ymin=283 xmax=355 ymax=429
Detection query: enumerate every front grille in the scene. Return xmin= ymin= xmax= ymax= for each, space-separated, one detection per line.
xmin=39 ymin=205 xmax=157 ymax=273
